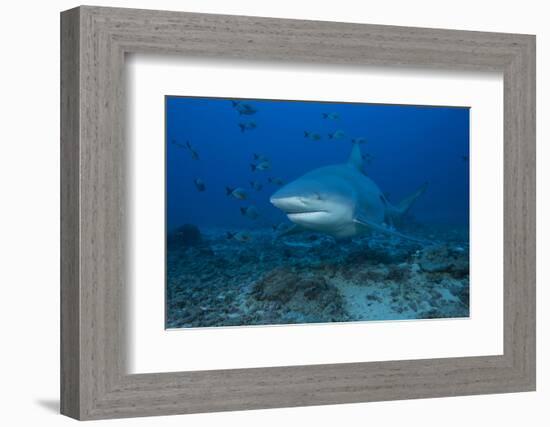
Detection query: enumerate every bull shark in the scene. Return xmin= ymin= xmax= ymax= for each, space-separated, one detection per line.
xmin=269 ymin=143 xmax=427 ymax=241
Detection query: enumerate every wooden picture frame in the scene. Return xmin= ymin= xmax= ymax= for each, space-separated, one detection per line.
xmin=60 ymin=5 xmax=536 ymax=420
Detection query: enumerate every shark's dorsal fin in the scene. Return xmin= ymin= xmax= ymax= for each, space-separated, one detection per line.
xmin=348 ymin=142 xmax=363 ymax=170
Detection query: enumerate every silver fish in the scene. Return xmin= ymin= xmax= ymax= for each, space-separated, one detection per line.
xmin=170 ymin=139 xmax=185 ymax=149
xmin=194 ymin=178 xmax=206 ymax=192
xmin=322 ymin=112 xmax=339 ymax=120
xmin=304 ymin=131 xmax=322 ymax=141
xmin=272 ymin=222 xmax=293 ymax=233
xmin=238 ymin=121 xmax=257 ymax=132
xmin=250 ymin=161 xmax=271 ymax=172
xmin=328 ymin=130 xmax=345 ymax=140
xmin=231 ymin=100 xmax=257 ymax=115
xmin=225 ymin=186 xmax=247 ymax=200
xmin=240 ymin=205 xmax=260 ymax=220
xmin=185 ymin=141 xmax=199 ymax=160
xmin=226 ymin=231 xmax=252 ymax=242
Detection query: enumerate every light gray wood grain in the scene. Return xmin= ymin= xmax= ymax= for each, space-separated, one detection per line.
xmin=60 ymin=7 xmax=81 ymax=419
xmin=60 ymin=5 xmax=536 ymax=420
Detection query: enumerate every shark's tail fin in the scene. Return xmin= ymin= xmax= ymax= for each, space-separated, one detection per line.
xmin=391 ymin=182 xmax=428 ymax=216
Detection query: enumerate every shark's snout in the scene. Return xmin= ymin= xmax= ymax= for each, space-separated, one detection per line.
xmin=270 ymin=194 xmax=304 ymax=213
xmin=270 ymin=186 xmax=294 ymax=210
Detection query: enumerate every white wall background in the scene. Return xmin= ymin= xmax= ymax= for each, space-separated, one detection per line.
xmin=0 ymin=0 xmax=546 ymax=425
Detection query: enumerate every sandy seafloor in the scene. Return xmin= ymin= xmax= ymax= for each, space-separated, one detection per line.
xmin=166 ymin=223 xmax=469 ymax=329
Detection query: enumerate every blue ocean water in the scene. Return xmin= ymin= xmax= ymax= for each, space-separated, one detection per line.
xmin=165 ymin=96 xmax=470 ymax=328
xmin=166 ymin=97 xmax=469 ymax=231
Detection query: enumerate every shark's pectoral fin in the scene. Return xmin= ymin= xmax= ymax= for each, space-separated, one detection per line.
xmin=353 ymin=213 xmax=427 ymax=244
xmin=275 ymin=223 xmax=306 ymax=239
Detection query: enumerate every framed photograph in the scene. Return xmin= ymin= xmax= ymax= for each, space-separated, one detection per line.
xmin=61 ymin=6 xmax=536 ymax=420
xmin=165 ymin=96 xmax=469 ymax=329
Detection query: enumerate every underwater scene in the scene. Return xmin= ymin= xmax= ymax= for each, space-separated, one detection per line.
xmin=166 ymin=96 xmax=470 ymax=329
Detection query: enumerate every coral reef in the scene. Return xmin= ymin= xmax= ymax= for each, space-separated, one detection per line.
xmin=168 ymin=224 xmax=202 ymax=248
xmin=166 ymin=225 xmax=470 ymax=328
xmin=418 ymin=244 xmax=469 ymax=278
xmin=249 ymin=267 xmax=347 ymax=323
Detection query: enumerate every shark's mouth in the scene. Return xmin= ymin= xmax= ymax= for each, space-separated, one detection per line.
xmin=287 ymin=210 xmax=329 ymax=221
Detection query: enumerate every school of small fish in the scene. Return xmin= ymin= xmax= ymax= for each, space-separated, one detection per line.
xmin=170 ymin=102 xmax=436 ymax=243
